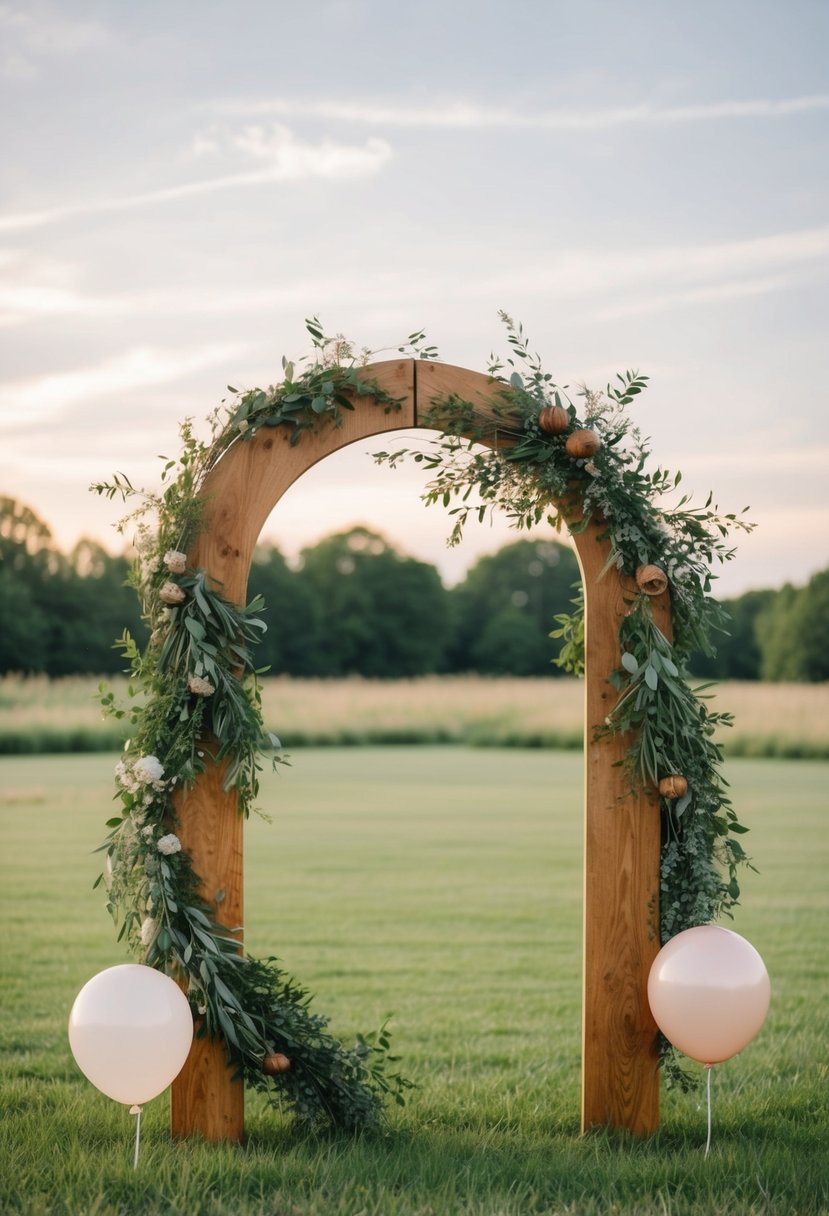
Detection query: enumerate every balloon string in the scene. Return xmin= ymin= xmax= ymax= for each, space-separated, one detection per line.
xmin=704 ymin=1065 xmax=713 ymax=1158
xmin=130 ymin=1104 xmax=142 ymax=1169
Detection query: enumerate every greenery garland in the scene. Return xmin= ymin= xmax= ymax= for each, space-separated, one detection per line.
xmin=92 ymin=312 xmax=753 ymax=1116
xmin=91 ymin=320 xmax=436 ymax=1129
xmin=376 ymin=312 xmax=754 ymax=946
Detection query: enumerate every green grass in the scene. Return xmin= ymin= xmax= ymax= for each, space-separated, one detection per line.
xmin=1 ymin=750 xmax=828 ymax=1215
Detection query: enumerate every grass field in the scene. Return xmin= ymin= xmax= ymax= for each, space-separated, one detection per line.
xmin=2 ymin=674 xmax=828 ymax=758
xmin=1 ymin=749 xmax=828 ymax=1215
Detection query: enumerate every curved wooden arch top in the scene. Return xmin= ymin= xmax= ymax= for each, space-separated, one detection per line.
xmin=171 ymin=359 xmax=669 ymax=1142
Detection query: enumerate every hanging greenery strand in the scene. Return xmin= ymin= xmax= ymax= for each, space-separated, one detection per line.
xmin=90 ymin=319 xmax=436 ymax=1129
xmin=92 ymin=311 xmax=754 ymax=1114
xmin=375 ymin=311 xmax=755 ymax=943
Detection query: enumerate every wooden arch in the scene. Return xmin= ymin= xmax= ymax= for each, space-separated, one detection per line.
xmin=170 ymin=359 xmax=670 ymax=1142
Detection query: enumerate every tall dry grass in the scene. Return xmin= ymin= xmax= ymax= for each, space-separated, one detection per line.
xmin=0 ymin=674 xmax=827 ymax=756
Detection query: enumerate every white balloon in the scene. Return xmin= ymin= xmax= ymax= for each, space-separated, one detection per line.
xmin=648 ymin=925 xmax=770 ymax=1065
xmin=69 ymin=964 xmax=194 ymax=1105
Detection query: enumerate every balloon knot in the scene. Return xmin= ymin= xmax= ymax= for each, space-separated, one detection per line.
xmin=129 ymin=1104 xmax=143 ymax=1116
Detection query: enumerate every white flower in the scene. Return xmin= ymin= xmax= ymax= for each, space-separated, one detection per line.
xmin=140 ymin=917 xmax=158 ymax=946
xmin=584 ymin=461 xmax=599 ymax=477
xmin=141 ymin=824 xmax=155 ymax=841
xmin=133 ymin=755 xmax=164 ymax=784
xmin=114 ymin=759 xmax=136 ymax=791
xmin=163 ymin=549 xmax=188 ymax=574
xmin=238 ymin=418 xmax=249 ymax=433
xmin=160 ymin=581 xmax=186 ymax=605
xmin=187 ymin=673 xmax=215 ymax=697
xmin=157 ymin=833 xmax=182 ymax=856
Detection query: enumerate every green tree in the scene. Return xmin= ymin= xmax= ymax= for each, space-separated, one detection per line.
xmin=247 ymin=544 xmax=323 ymax=676
xmin=50 ymin=540 xmax=148 ymax=675
xmin=0 ymin=497 xmax=58 ymax=673
xmin=758 ymin=569 xmax=829 ymax=682
xmin=0 ymin=500 xmax=147 ymax=675
xmin=690 ymin=588 xmax=775 ymax=680
xmin=447 ymin=538 xmax=580 ymax=675
xmin=297 ymin=527 xmax=451 ymax=677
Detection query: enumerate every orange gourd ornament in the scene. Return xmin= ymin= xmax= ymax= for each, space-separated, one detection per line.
xmin=565 ymin=428 xmax=601 ymax=459
xmin=538 ymin=404 xmax=569 ymax=435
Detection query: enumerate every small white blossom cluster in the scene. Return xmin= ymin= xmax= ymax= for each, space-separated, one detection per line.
xmin=160 ymin=581 xmax=186 ymax=605
xmin=140 ymin=917 xmax=158 ymax=946
xmin=115 ymin=754 xmax=166 ymax=797
xmin=157 ymin=833 xmax=182 ymax=856
xmin=163 ymin=549 xmax=188 ymax=574
xmin=187 ymin=673 xmax=215 ymax=697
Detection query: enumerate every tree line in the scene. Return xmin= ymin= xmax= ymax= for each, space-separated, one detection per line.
xmin=1 ymin=497 xmax=826 ymax=680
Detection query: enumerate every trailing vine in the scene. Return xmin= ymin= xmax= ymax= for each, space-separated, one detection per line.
xmin=375 ymin=311 xmax=754 ymax=943
xmin=90 ymin=319 xmax=436 ymax=1129
xmin=92 ymin=311 xmax=754 ymax=1113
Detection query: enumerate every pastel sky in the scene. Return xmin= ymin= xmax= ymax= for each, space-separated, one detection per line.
xmin=1 ymin=0 xmax=827 ymax=595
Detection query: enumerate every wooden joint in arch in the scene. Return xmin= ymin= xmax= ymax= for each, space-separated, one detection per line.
xmin=169 ymin=358 xmax=666 ymax=1141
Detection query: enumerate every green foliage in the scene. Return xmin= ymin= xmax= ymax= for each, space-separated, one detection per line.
xmin=375 ymin=313 xmax=756 ymax=952
xmin=690 ymin=588 xmax=776 ymax=680
xmin=549 ymin=585 xmax=586 ymax=677
xmin=758 ymin=569 xmax=829 ymax=682
xmin=0 ymin=498 xmax=148 ymax=675
xmin=296 ymin=527 xmax=451 ymax=677
xmin=447 ymin=539 xmax=579 ymax=675
xmin=601 ymin=607 xmax=751 ymax=937
xmin=88 ymin=321 xmax=427 ymax=1130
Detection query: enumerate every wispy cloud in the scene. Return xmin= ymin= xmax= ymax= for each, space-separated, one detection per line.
xmin=0 ymin=343 xmax=249 ymax=425
xmin=0 ymin=125 xmax=392 ymax=233
xmin=472 ymin=226 xmax=829 ymax=309
xmin=0 ymin=2 xmax=112 ymax=79
xmin=208 ymin=93 xmax=829 ymax=131
xmin=3 ymin=223 xmax=828 ymax=329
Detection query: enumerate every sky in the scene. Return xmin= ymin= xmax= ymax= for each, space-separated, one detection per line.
xmin=1 ymin=0 xmax=827 ymax=595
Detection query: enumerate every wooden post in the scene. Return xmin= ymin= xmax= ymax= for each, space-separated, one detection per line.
xmin=169 ymin=358 xmax=667 ymax=1140
xmin=170 ymin=361 xmax=416 ymax=1141
xmin=574 ymin=540 xmax=668 ymax=1135
xmin=413 ymin=361 xmax=666 ymax=1134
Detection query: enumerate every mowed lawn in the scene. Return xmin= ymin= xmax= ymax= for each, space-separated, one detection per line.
xmin=1 ymin=749 xmax=827 ymax=1215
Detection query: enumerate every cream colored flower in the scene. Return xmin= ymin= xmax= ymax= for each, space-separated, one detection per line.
xmin=187 ymin=673 xmax=215 ymax=697
xmin=157 ymin=833 xmax=182 ymax=856
xmin=133 ymin=754 xmax=164 ymax=784
xmin=160 ymin=581 xmax=186 ymax=605
xmin=163 ymin=549 xmax=188 ymax=574
xmin=140 ymin=917 xmax=158 ymax=945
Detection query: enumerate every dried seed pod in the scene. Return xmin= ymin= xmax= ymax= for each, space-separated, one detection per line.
xmin=658 ymin=774 xmax=688 ymax=800
xmin=262 ymin=1053 xmax=291 ymax=1075
xmin=565 ymin=428 xmax=601 ymax=459
xmin=636 ymin=564 xmax=669 ymax=596
xmin=538 ymin=404 xmax=569 ymax=435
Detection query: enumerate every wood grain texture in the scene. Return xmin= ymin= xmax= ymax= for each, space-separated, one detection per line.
xmin=170 ymin=756 xmax=244 ymax=1141
xmin=169 ymin=358 xmax=667 ymax=1140
xmin=575 ymin=536 xmax=670 ymax=1135
xmin=170 ymin=361 xmax=415 ymax=1141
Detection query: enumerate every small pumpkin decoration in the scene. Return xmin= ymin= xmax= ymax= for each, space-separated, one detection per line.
xmin=658 ymin=774 xmax=688 ymax=800
xmin=635 ymin=564 xmax=669 ymax=597
xmin=538 ymin=404 xmax=569 ymax=435
xmin=565 ymin=428 xmax=601 ymax=459
xmin=262 ymin=1053 xmax=291 ymax=1075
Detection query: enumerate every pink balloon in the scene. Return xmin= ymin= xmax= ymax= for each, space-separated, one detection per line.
xmin=69 ymin=964 xmax=193 ymax=1105
xmin=648 ymin=925 xmax=770 ymax=1065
